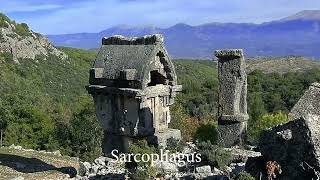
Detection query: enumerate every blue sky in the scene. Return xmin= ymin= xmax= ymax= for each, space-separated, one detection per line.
xmin=0 ymin=0 xmax=320 ymax=34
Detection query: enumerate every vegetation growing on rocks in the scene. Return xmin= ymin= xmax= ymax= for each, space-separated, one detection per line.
xmin=194 ymin=123 xmax=218 ymax=144
xmin=197 ymin=141 xmax=232 ymax=169
xmin=0 ymin=13 xmax=31 ymax=37
xmin=128 ymin=140 xmax=158 ymax=179
xmin=247 ymin=111 xmax=289 ymax=143
xmin=0 ymin=13 xmax=10 ymax=28
xmin=233 ymin=171 xmax=255 ymax=180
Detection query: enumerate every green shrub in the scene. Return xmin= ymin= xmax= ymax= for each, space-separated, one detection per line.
xmin=194 ymin=123 xmax=218 ymax=144
xmin=0 ymin=52 xmax=13 ymax=62
xmin=170 ymin=103 xmax=200 ymax=141
xmin=130 ymin=166 xmax=157 ymax=180
xmin=247 ymin=111 xmax=289 ymax=143
xmin=0 ymin=47 xmax=100 ymax=161
xmin=233 ymin=172 xmax=255 ymax=180
xmin=173 ymin=60 xmax=218 ymax=119
xmin=55 ymin=97 xmax=103 ymax=162
xmin=166 ymin=137 xmax=185 ymax=152
xmin=128 ymin=140 xmax=159 ymax=179
xmin=15 ymin=23 xmax=30 ymax=37
xmin=197 ymin=141 xmax=232 ymax=168
xmin=0 ymin=13 xmax=10 ymax=28
xmin=4 ymin=105 xmax=55 ymax=150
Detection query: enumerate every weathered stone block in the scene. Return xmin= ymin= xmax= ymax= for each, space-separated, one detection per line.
xmin=89 ymin=68 xmax=104 ymax=84
xmin=259 ymin=114 xmax=320 ymax=179
xmin=215 ymin=49 xmax=243 ymax=58
xmin=102 ymin=34 xmax=164 ymax=45
xmin=215 ymin=49 xmax=248 ymax=147
xmin=217 ymin=122 xmax=247 ymax=147
xmin=289 ymin=82 xmax=320 ymax=120
xmin=147 ymin=128 xmax=181 ymax=147
xmin=119 ymin=69 xmax=136 ymax=80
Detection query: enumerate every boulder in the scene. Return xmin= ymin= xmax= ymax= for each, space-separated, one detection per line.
xmin=224 ymin=146 xmax=261 ymax=163
xmin=154 ymin=161 xmax=179 ymax=174
xmin=196 ymin=165 xmax=212 ymax=174
xmin=52 ymin=150 xmax=61 ymax=156
xmin=289 ymin=82 xmax=320 ymax=120
xmin=259 ymin=114 xmax=320 ymax=179
xmin=212 ymin=167 xmax=224 ymax=175
xmin=230 ymin=163 xmax=246 ymax=177
xmin=89 ymin=164 xmax=99 ymax=175
xmin=78 ymin=162 xmax=91 ymax=176
xmin=94 ymin=156 xmax=107 ymax=166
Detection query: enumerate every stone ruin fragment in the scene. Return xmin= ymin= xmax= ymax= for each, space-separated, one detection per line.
xmin=259 ymin=83 xmax=320 ymax=179
xmin=86 ymin=34 xmax=182 ymax=154
xmin=214 ymin=49 xmax=249 ymax=147
xmin=289 ymin=82 xmax=320 ymax=120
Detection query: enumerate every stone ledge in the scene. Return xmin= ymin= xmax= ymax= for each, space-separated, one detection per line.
xmin=102 ymin=34 xmax=164 ymax=45
xmin=219 ymin=114 xmax=249 ymax=123
xmin=214 ymin=49 xmax=243 ymax=58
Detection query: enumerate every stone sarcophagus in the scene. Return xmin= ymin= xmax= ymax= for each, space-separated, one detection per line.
xmin=214 ymin=49 xmax=249 ymax=147
xmin=87 ymin=34 xmax=182 ymax=154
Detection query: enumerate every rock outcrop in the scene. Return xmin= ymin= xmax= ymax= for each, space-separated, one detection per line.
xmin=289 ymin=82 xmax=320 ymax=120
xmin=259 ymin=115 xmax=320 ymax=179
xmin=259 ymin=83 xmax=320 ymax=179
xmin=0 ymin=13 xmax=67 ymax=63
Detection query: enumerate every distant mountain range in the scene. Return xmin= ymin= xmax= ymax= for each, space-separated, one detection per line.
xmin=47 ymin=10 xmax=320 ymax=59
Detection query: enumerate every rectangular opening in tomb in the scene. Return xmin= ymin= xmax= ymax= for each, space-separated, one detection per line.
xmin=148 ymin=70 xmax=167 ymax=86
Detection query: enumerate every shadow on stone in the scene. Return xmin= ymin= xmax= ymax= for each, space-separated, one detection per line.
xmin=0 ymin=153 xmax=77 ymax=177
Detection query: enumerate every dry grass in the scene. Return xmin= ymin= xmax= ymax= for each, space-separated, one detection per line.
xmin=0 ymin=147 xmax=79 ymax=180
xmin=247 ymin=57 xmax=320 ymax=74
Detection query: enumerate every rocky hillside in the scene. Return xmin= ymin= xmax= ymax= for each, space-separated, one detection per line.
xmin=0 ymin=13 xmax=67 ymax=63
xmin=246 ymin=56 xmax=320 ymax=74
xmin=0 ymin=13 xmax=101 ymax=165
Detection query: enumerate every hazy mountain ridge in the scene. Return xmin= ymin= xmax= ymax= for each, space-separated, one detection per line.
xmin=47 ymin=10 xmax=320 ymax=59
xmin=280 ymin=10 xmax=320 ymax=21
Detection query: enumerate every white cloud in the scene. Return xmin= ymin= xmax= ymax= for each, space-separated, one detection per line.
xmin=1 ymin=0 xmax=320 ymax=34
xmin=0 ymin=0 xmax=62 ymax=13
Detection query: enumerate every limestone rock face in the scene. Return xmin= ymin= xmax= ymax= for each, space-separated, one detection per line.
xmin=259 ymin=114 xmax=320 ymax=179
xmin=0 ymin=19 xmax=67 ymax=63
